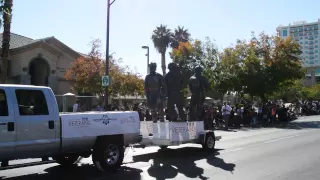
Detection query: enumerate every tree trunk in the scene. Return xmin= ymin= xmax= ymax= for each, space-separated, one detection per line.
xmin=0 ymin=0 xmax=13 ymax=84
xmin=161 ymin=52 xmax=166 ymax=76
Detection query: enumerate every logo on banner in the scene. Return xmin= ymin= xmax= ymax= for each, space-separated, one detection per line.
xmin=171 ymin=122 xmax=196 ymax=134
xmin=93 ymin=114 xmax=117 ymax=126
xmin=69 ymin=117 xmax=91 ymax=127
xmin=120 ymin=116 xmax=136 ymax=124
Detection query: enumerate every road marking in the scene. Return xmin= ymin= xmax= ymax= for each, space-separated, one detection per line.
xmin=262 ymin=134 xmax=302 ymax=144
xmin=221 ymin=133 xmax=304 ymax=154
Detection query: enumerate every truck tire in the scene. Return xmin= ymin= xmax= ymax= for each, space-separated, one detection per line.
xmin=92 ymin=140 xmax=124 ymax=172
xmin=55 ymin=155 xmax=80 ymax=166
xmin=202 ymin=132 xmax=215 ymax=150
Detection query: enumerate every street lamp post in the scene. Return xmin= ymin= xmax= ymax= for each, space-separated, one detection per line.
xmin=104 ymin=0 xmax=116 ymax=110
xmin=142 ymin=46 xmax=150 ymax=74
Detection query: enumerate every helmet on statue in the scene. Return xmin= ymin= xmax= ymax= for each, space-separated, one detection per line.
xmin=149 ymin=62 xmax=157 ymax=73
xmin=195 ymin=66 xmax=203 ymax=74
xmin=149 ymin=62 xmax=157 ymax=68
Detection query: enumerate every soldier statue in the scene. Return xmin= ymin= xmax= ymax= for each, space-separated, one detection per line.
xmin=188 ymin=66 xmax=209 ymax=121
xmin=144 ymin=62 xmax=166 ymax=122
xmin=164 ymin=62 xmax=185 ymax=121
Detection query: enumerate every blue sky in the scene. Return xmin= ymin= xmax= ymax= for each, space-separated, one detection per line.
xmin=10 ymin=0 xmax=320 ymax=77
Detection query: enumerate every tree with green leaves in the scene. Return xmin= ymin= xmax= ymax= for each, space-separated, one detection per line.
xmin=170 ymin=37 xmax=220 ymax=97
xmin=0 ymin=0 xmax=13 ymax=83
xmin=170 ymin=26 xmax=190 ymax=49
xmin=151 ymin=24 xmax=172 ymax=76
xmin=216 ymin=32 xmax=304 ymax=102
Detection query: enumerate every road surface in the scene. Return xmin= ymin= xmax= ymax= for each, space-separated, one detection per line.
xmin=1 ymin=116 xmax=320 ymax=180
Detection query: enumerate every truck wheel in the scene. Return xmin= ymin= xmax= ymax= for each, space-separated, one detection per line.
xmin=92 ymin=140 xmax=124 ymax=172
xmin=202 ymin=132 xmax=215 ymax=150
xmin=55 ymin=155 xmax=80 ymax=166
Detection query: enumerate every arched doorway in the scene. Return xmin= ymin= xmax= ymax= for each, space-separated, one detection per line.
xmin=29 ymin=58 xmax=50 ymax=86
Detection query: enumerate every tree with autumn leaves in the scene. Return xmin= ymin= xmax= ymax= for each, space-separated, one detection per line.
xmin=169 ymin=30 xmax=305 ymax=102
xmin=65 ymin=39 xmax=144 ymax=98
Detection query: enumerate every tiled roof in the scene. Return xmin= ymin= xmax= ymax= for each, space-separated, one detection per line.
xmin=0 ymin=33 xmax=84 ymax=57
xmin=0 ymin=33 xmax=35 ymax=49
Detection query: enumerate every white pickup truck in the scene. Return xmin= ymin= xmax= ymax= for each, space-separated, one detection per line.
xmin=0 ymin=84 xmax=141 ymax=172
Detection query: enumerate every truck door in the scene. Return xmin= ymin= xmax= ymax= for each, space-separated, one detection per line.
xmin=0 ymin=88 xmax=15 ymax=160
xmin=13 ymin=88 xmax=59 ymax=159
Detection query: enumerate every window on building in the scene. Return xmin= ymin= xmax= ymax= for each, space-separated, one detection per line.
xmin=282 ymin=30 xmax=288 ymax=36
xmin=0 ymin=89 xmax=8 ymax=116
xmin=316 ymin=50 xmax=319 ymax=53
xmin=315 ymin=40 xmax=318 ymax=43
xmin=300 ymin=37 xmax=303 ymax=40
xmin=15 ymin=90 xmax=49 ymax=116
xmin=316 ymin=35 xmax=319 ymax=39
xmin=316 ymin=45 xmax=319 ymax=48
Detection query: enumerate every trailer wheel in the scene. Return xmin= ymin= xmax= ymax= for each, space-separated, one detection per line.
xmin=92 ymin=140 xmax=124 ymax=172
xmin=1 ymin=160 xmax=8 ymax=167
xmin=202 ymin=132 xmax=215 ymax=150
xmin=55 ymin=155 xmax=80 ymax=166
xmin=159 ymin=146 xmax=168 ymax=150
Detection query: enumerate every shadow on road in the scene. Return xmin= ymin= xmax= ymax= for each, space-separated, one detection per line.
xmin=0 ymin=164 xmax=142 ymax=180
xmin=132 ymin=147 xmax=235 ymax=180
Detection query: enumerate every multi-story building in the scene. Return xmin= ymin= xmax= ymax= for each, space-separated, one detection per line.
xmin=277 ymin=19 xmax=320 ymax=85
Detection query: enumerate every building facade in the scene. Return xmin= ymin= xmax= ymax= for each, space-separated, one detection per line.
xmin=0 ymin=33 xmax=82 ymax=95
xmin=277 ymin=20 xmax=320 ymax=85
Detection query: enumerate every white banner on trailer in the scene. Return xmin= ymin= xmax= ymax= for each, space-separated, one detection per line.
xmin=61 ymin=111 xmax=140 ymax=138
xmin=141 ymin=121 xmax=204 ymax=142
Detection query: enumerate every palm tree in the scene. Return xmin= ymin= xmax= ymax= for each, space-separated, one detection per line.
xmin=170 ymin=26 xmax=190 ymax=49
xmin=0 ymin=0 xmax=13 ymax=83
xmin=151 ymin=24 xmax=172 ymax=76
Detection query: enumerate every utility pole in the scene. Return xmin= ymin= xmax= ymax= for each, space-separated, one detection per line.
xmin=104 ymin=0 xmax=116 ymax=110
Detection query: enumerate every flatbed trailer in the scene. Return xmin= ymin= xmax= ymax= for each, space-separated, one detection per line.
xmin=138 ymin=121 xmax=221 ymax=150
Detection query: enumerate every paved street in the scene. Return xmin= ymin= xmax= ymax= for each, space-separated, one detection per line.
xmin=1 ymin=116 xmax=320 ymax=180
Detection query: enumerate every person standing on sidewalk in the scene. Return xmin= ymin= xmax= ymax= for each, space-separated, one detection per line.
xmin=222 ymin=101 xmax=231 ymax=130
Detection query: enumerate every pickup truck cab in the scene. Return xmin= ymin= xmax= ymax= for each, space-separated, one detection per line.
xmin=0 ymin=84 xmax=141 ymax=172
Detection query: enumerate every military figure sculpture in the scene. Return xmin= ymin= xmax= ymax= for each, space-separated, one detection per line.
xmin=164 ymin=62 xmax=185 ymax=121
xmin=144 ymin=63 xmax=166 ymax=122
xmin=188 ymin=66 xmax=209 ymax=121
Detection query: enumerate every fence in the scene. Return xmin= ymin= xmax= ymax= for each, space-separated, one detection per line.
xmin=55 ymin=94 xmax=100 ymax=112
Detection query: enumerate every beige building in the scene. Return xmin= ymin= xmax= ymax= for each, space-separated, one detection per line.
xmin=0 ymin=33 xmax=146 ymax=110
xmin=0 ymin=33 xmax=81 ymax=95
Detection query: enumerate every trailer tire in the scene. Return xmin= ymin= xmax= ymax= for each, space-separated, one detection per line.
xmin=202 ymin=132 xmax=215 ymax=150
xmin=92 ymin=139 xmax=124 ymax=172
xmin=159 ymin=146 xmax=168 ymax=150
xmin=1 ymin=160 xmax=8 ymax=167
xmin=55 ymin=155 xmax=80 ymax=167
